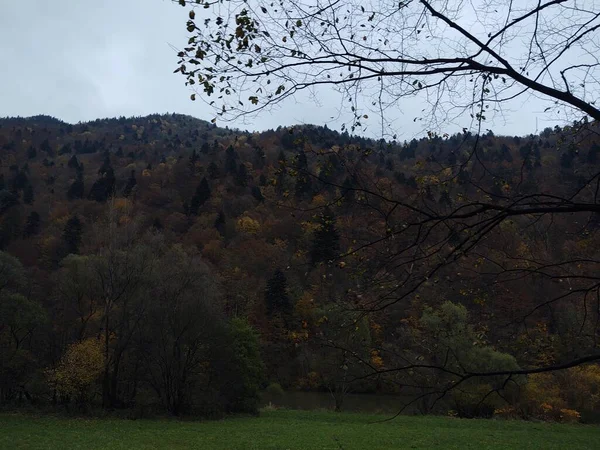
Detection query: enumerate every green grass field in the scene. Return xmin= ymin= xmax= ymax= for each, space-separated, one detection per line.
xmin=1 ymin=409 xmax=598 ymax=449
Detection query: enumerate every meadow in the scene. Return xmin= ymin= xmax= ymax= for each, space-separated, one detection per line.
xmin=1 ymin=409 xmax=599 ymax=449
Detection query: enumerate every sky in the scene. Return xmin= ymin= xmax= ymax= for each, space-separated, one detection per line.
xmin=0 ymin=0 xmax=572 ymax=139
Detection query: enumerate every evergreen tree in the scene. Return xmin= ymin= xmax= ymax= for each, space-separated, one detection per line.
xmin=385 ymin=157 xmax=395 ymax=171
xmin=11 ymin=169 xmax=29 ymax=193
xmin=59 ymin=143 xmax=72 ymax=155
xmin=152 ymin=217 xmax=164 ymax=231
xmin=277 ymin=150 xmax=287 ymax=169
xmin=276 ymin=150 xmax=287 ymax=194
xmin=23 ymin=183 xmax=34 ymax=205
xmin=88 ymin=154 xmax=115 ymax=202
xmin=0 ymin=174 xmax=4 ymax=191
xmin=447 ymin=151 xmax=457 ymax=166
xmin=23 ymin=211 xmax=41 ymax=237
xmin=63 ymin=216 xmax=83 ymax=255
xmin=189 ymin=177 xmax=211 ymax=215
xmin=201 ymin=141 xmax=210 ymax=154
xmin=265 ymin=269 xmax=292 ymax=316
xmin=253 ymin=147 xmax=266 ymax=169
xmin=259 ymin=174 xmax=267 ymax=186
xmin=122 ymin=170 xmax=137 ymax=198
xmin=40 ymin=138 xmax=53 ymax=155
xmin=310 ymin=208 xmax=340 ymax=265
xmin=236 ymin=163 xmax=248 ymax=187
xmin=560 ymin=152 xmax=574 ymax=169
xmin=0 ymin=190 xmax=19 ymax=214
xmin=342 ymin=176 xmax=355 ymax=205
xmin=215 ymin=210 xmax=226 ymax=235
xmin=533 ymin=144 xmax=542 ymax=168
xmin=587 ymin=143 xmax=600 ymax=164
xmin=225 ymin=145 xmax=238 ymax=174
xmin=68 ymin=171 xmax=85 ymax=200
xmin=251 ymin=186 xmax=264 ymax=203
xmin=68 ymin=155 xmax=80 ymax=170
xmin=188 ymin=149 xmax=199 ymax=173
xmin=294 ymin=151 xmax=312 ymax=198
xmin=27 ymin=146 xmax=37 ymax=159
xmin=208 ymin=161 xmax=220 ymax=179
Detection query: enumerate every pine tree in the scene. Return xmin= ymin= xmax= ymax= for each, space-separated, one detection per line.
xmin=68 ymin=155 xmax=80 ymax=170
xmin=294 ymin=151 xmax=312 ymax=198
xmin=560 ymin=152 xmax=574 ymax=169
xmin=265 ymin=269 xmax=292 ymax=316
xmin=27 ymin=146 xmax=37 ymax=159
xmin=276 ymin=150 xmax=287 ymax=194
xmin=189 ymin=177 xmax=211 ymax=215
xmin=254 ymin=147 xmax=266 ymax=169
xmin=251 ymin=186 xmax=264 ymax=202
xmin=63 ymin=216 xmax=83 ymax=255
xmin=11 ymin=169 xmax=29 ymax=192
xmin=310 ymin=208 xmax=340 ymax=265
xmin=342 ymin=176 xmax=355 ymax=204
xmin=68 ymin=171 xmax=85 ymax=200
xmin=23 ymin=183 xmax=34 ymax=205
xmin=122 ymin=170 xmax=137 ymax=198
xmin=152 ymin=217 xmax=163 ymax=231
xmin=587 ymin=143 xmax=600 ymax=164
xmin=188 ymin=149 xmax=199 ymax=173
xmin=215 ymin=210 xmax=226 ymax=235
xmin=23 ymin=211 xmax=41 ymax=237
xmin=225 ymin=145 xmax=238 ymax=174
xmin=236 ymin=163 xmax=248 ymax=187
xmin=88 ymin=154 xmax=115 ymax=202
xmin=40 ymin=138 xmax=52 ymax=155
xmin=208 ymin=161 xmax=220 ymax=179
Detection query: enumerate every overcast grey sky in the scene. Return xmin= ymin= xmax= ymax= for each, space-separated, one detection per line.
xmin=0 ymin=0 xmax=569 ymax=138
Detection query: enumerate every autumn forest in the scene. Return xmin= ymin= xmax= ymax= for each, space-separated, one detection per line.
xmin=0 ymin=113 xmax=600 ymax=422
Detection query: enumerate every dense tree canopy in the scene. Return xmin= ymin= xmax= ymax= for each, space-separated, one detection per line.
xmin=171 ymin=0 xmax=600 ymax=415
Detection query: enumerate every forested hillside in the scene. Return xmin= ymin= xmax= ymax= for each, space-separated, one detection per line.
xmin=1 ymin=113 xmax=600 ymax=420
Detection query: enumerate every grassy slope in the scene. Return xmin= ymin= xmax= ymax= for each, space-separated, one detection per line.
xmin=1 ymin=409 xmax=598 ymax=450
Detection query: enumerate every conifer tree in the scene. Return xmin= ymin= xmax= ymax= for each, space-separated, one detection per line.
xmin=23 ymin=211 xmax=40 ymax=237
xmin=214 ymin=210 xmax=226 ymax=236
xmin=208 ymin=161 xmax=220 ymax=179
xmin=265 ymin=269 xmax=292 ymax=316
xmin=68 ymin=171 xmax=84 ymax=200
xmin=189 ymin=177 xmax=211 ymax=215
xmin=251 ymin=186 xmax=264 ymax=203
xmin=63 ymin=216 xmax=83 ymax=255
xmin=122 ymin=170 xmax=137 ymax=198
xmin=236 ymin=163 xmax=248 ymax=187
xmin=225 ymin=145 xmax=238 ymax=174
xmin=23 ymin=183 xmax=34 ymax=205
xmin=310 ymin=207 xmax=340 ymax=265
xmin=294 ymin=151 xmax=312 ymax=198
xmin=68 ymin=155 xmax=80 ymax=170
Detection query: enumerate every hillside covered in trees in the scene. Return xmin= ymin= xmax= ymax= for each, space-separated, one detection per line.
xmin=1 ymin=113 xmax=600 ymax=421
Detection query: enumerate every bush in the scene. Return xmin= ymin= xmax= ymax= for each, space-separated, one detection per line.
xmin=265 ymin=382 xmax=285 ymax=398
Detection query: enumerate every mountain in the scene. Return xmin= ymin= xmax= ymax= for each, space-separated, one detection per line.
xmin=1 ymin=113 xmax=600 ymax=418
